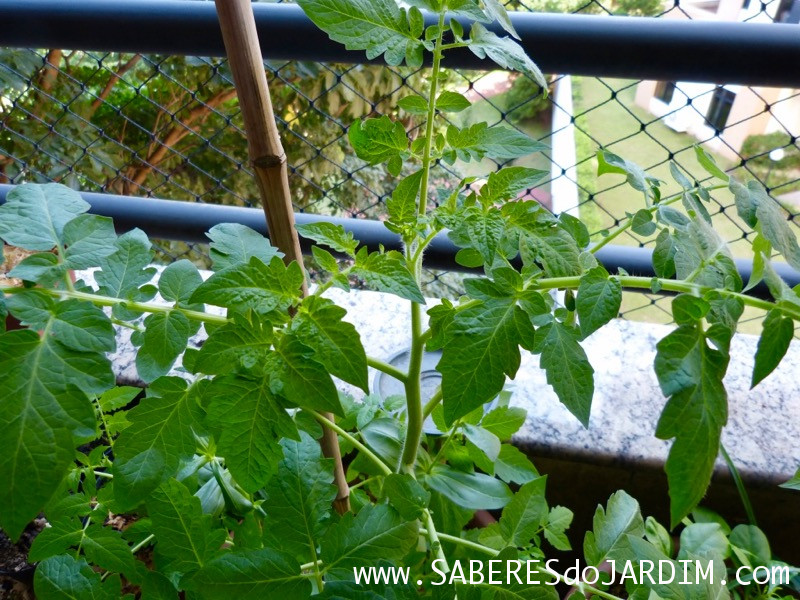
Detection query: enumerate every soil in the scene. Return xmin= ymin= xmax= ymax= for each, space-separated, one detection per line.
xmin=0 ymin=520 xmax=43 ymax=600
xmin=0 ymin=244 xmax=36 ymax=287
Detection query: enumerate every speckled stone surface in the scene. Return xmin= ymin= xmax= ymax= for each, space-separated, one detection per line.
xmin=76 ymin=268 xmax=800 ymax=487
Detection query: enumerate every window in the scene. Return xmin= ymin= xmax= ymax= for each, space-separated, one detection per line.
xmin=705 ymin=87 xmax=736 ymax=133
xmin=654 ymin=81 xmax=676 ymax=104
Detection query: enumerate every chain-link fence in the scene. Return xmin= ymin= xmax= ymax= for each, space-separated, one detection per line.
xmin=1 ymin=0 xmax=799 ymax=325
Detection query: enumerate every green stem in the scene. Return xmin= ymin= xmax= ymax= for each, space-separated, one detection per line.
xmin=422 ymin=388 xmax=442 ymax=421
xmin=367 ymin=356 xmax=407 ymax=383
xmin=307 ymin=409 xmax=392 ymax=476
xmin=401 ymin=301 xmax=424 ymax=472
xmin=398 ymin=12 xmax=447 ymax=474
xmin=416 ymin=11 xmax=446 ymax=218
xmin=427 ymin=419 xmax=460 ymax=472
xmin=130 ymin=533 xmax=155 ymax=555
xmin=0 ymin=284 xmax=229 ymax=325
xmin=93 ymin=470 xmax=113 ymax=479
xmin=111 ymin=317 xmax=144 ymax=332
xmin=720 ymin=443 xmax=757 ymax=526
xmin=529 ymin=275 xmax=800 ymax=322
xmin=590 ymin=184 xmax=728 ymax=254
xmin=422 ymin=509 xmax=451 ymax=574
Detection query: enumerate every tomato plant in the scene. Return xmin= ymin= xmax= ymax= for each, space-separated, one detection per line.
xmin=1 ymin=0 xmax=799 ymax=597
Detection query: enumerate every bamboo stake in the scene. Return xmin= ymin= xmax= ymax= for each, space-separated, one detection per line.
xmin=214 ymin=0 xmax=351 ymax=514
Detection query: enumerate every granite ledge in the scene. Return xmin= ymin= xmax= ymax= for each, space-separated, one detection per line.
xmin=75 ymin=268 xmax=800 ymax=488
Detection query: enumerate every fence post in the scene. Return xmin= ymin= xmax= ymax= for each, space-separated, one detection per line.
xmin=214 ymin=0 xmax=351 ymax=514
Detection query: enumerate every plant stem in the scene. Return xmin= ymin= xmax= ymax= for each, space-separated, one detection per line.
xmin=401 ymin=301 xmax=425 ymax=472
xmin=367 ymin=356 xmax=407 ymax=383
xmin=130 ymin=533 xmax=155 ymax=555
xmin=307 ymin=409 xmax=392 ymax=476
xmin=397 ymin=12 xmax=447 ymax=475
xmin=422 ymin=508 xmax=451 ymax=574
xmin=416 ymin=12 xmax=445 ymax=218
xmin=93 ymin=470 xmax=113 ymax=479
xmin=528 ymin=275 xmax=800 ymax=322
xmin=590 ymin=184 xmax=728 ymax=254
xmin=0 ymin=284 xmax=229 ymax=325
xmin=720 ymin=443 xmax=757 ymax=526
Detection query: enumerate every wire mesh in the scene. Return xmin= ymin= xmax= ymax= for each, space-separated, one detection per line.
xmin=1 ymin=0 xmax=798 ymax=323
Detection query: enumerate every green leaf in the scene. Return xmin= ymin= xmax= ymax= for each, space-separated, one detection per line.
xmin=463 ymin=424 xmax=501 ymax=461
xmin=347 ymin=116 xmax=408 ymax=164
xmin=495 ymin=444 xmax=539 ymax=484
xmin=426 ymin=464 xmax=512 ymax=510
xmin=296 ymin=0 xmax=423 ymax=67
xmin=438 ymin=299 xmax=534 ymax=424
xmin=779 ymin=468 xmax=800 ymax=490
xmin=518 ymin=225 xmax=582 ymax=278
xmin=559 ymin=213 xmax=590 ymax=249
xmin=751 ymin=309 xmax=794 ymax=388
xmin=0 ymin=329 xmax=112 ymax=539
xmin=695 ymin=146 xmax=729 ymax=181
xmin=743 ymin=233 xmax=770 ymax=292
xmin=147 ymin=479 xmax=226 ymax=574
xmin=63 ymin=214 xmax=117 ymax=269
xmin=352 ymin=248 xmax=424 ymax=303
xmin=291 ymin=295 xmax=368 ymax=391
xmin=481 ymin=406 xmax=527 ymax=440
xmin=583 ymin=490 xmax=644 ymax=567
xmin=0 ymin=183 xmax=89 ymax=251
xmin=262 ymin=432 xmax=336 ymax=562
xmin=678 ymin=522 xmax=729 ymax=560
xmin=194 ymin=313 xmax=274 ymax=375
xmin=397 ymin=95 xmax=428 ymax=115
xmin=191 ymin=256 xmax=303 ymax=314
xmin=544 ymin=506 xmax=573 ymax=551
xmin=206 ymin=374 xmax=299 ymax=492
xmin=7 ymin=291 xmax=115 ymax=353
xmin=480 ymin=166 xmax=548 ymax=205
xmin=654 ymin=319 xmax=729 ymax=527
xmin=271 ymin=334 xmax=344 ymax=415
xmin=321 ymin=504 xmax=418 ymax=580
xmin=445 ymin=123 xmax=547 ymax=163
xmin=207 ymin=223 xmax=280 ymax=271
xmin=482 ymin=0 xmax=519 ymax=39
xmin=82 ymin=524 xmax=138 ymax=577
xmin=534 ymin=321 xmax=594 ymax=426
xmin=729 ymin=524 xmax=771 ymax=568
xmin=436 ymin=90 xmax=471 ymax=112
xmin=450 ymin=207 xmax=505 ymax=265
xmin=597 ymin=151 xmax=659 ymax=204
xmin=387 ymin=170 xmax=423 ymax=231
xmin=296 ymin=222 xmax=358 ymax=258
xmin=158 ymin=260 xmax=203 ymax=306
xmin=672 ymin=218 xmax=741 ymax=291
xmin=576 ymin=267 xmax=621 ymax=338
xmin=182 ymin=548 xmax=312 ymax=600
xmin=468 ymin=23 xmax=546 ymax=87
xmin=7 ymin=252 xmax=65 ymax=286
xmin=29 ymin=518 xmax=84 ymax=561
xmin=750 ymin=182 xmax=800 ymax=271
xmin=499 ymin=477 xmax=548 ymax=546
xmin=34 ymin=555 xmax=117 ymax=600
xmin=113 ymin=377 xmax=203 ymax=509
xmin=631 ymin=208 xmax=656 ymax=236
xmin=95 ymin=228 xmax=156 ymax=302
xmin=383 ymin=473 xmax=430 ymax=521
xmin=653 ymin=229 xmax=677 ymax=279
xmin=135 ymin=311 xmax=192 ymax=383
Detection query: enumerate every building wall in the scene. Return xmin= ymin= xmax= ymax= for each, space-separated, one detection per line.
xmin=633 ymin=0 xmax=795 ymax=160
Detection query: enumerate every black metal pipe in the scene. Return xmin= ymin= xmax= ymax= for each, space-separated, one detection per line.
xmin=1 ymin=184 xmax=796 ymax=300
xmin=0 ymin=1 xmax=798 ymax=87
